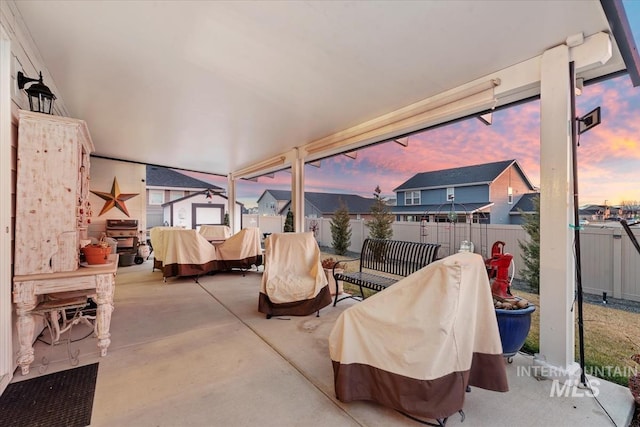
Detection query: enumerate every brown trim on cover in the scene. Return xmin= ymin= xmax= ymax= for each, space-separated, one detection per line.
xmin=332 ymin=352 xmax=507 ymax=420
xmin=468 ymin=352 xmax=509 ymax=392
xmin=258 ymin=285 xmax=332 ymax=316
xmin=162 ymin=260 xmax=219 ymax=278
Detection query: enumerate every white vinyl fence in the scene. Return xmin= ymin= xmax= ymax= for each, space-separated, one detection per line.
xmin=242 ymin=214 xmax=640 ymax=302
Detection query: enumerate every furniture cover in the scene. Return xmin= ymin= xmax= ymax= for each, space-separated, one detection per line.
xmin=199 ymin=225 xmax=232 ymax=242
xmin=216 ymin=227 xmax=263 ymax=270
xmin=159 ymin=229 xmax=219 ymax=278
xmin=329 ymin=252 xmax=508 ymax=421
xmin=149 ymin=226 xmax=183 ymax=271
xmin=258 ymin=232 xmax=332 ymax=317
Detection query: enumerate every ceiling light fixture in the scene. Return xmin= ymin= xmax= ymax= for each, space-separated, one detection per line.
xmin=394 ymin=137 xmax=409 ymax=147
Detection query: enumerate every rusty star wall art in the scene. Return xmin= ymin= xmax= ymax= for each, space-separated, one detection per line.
xmin=91 ymin=177 xmax=139 ymax=217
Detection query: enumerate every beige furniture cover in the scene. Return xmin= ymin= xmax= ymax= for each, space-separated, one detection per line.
xmin=329 ymin=252 xmax=508 ymax=421
xmin=149 ymin=226 xmax=183 ymax=271
xmin=216 ymin=227 xmax=263 ymax=270
xmin=259 ymin=232 xmax=332 ymax=317
xmin=159 ymin=229 xmax=219 ymax=278
xmin=198 ymin=225 xmax=232 ymax=242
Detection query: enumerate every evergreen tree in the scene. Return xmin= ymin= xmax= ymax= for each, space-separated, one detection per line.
xmin=283 ymin=209 xmax=294 ymax=232
xmin=518 ymin=194 xmax=540 ymax=293
xmin=365 ymin=186 xmax=394 ymax=240
xmin=223 ymin=212 xmax=230 ymax=227
xmin=331 ymin=200 xmax=352 ymax=255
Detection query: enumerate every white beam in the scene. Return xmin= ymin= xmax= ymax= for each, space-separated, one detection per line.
xmin=291 ymin=150 xmax=304 ymax=232
xmin=534 ymin=31 xmax=613 ymax=380
xmin=0 ymin=24 xmax=13 ymax=395
xmin=537 ymin=44 xmax=578 ymax=379
xmin=227 ymin=174 xmax=237 ymax=233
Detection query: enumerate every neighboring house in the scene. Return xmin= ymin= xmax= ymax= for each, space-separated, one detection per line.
xmin=257 ymin=189 xmax=292 ymax=216
xmin=257 ymin=189 xmax=378 ymax=219
xmin=509 ymin=192 xmax=539 ymax=225
xmin=146 ymin=165 xmax=224 ymax=228
xmin=161 ymin=189 xmax=243 ymax=230
xmin=393 ymin=159 xmax=537 ymax=225
xmin=579 ymin=204 xmax=608 ymax=222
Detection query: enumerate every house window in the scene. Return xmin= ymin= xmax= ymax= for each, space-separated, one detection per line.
xmin=446 ymin=187 xmax=455 ymax=201
xmin=149 ymin=190 xmax=164 ymax=205
xmin=508 ymin=187 xmax=513 ymax=204
xmin=169 ymin=190 xmax=184 ymax=201
xmin=405 ymin=191 xmax=420 ymax=205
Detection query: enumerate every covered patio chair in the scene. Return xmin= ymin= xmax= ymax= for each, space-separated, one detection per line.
xmin=258 ymin=232 xmax=331 ymax=318
xmin=215 ymin=227 xmax=263 ymax=273
xmin=160 ymin=229 xmax=219 ymax=281
xmin=149 ymin=226 xmax=182 ymax=272
xmin=198 ymin=224 xmax=232 ymax=244
xmin=328 ymin=252 xmax=508 ymax=425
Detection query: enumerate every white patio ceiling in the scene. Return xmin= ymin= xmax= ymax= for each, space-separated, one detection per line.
xmin=11 ymin=0 xmax=635 ymax=176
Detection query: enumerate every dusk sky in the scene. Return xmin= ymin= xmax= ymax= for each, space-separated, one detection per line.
xmin=189 ymin=4 xmax=640 ymax=209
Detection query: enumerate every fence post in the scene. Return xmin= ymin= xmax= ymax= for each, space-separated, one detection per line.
xmin=612 ymin=230 xmax=622 ymax=299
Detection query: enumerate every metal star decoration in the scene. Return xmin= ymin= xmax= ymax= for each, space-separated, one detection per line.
xmin=91 ymin=177 xmax=139 ymax=217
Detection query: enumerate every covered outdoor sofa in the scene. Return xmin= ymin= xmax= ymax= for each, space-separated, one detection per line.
xmin=329 ymin=252 xmax=508 ymax=423
xmin=150 ymin=226 xmax=263 ymax=280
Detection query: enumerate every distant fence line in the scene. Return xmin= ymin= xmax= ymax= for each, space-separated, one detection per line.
xmin=242 ymin=214 xmax=640 ymax=302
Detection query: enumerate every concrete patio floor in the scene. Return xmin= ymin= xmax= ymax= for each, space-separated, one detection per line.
xmin=9 ymin=260 xmax=635 ymax=426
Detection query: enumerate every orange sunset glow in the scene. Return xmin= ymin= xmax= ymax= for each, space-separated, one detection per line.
xmin=221 ymin=74 xmax=640 ymax=208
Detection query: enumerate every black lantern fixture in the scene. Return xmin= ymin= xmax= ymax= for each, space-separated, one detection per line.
xmin=17 ymin=71 xmax=56 ymax=114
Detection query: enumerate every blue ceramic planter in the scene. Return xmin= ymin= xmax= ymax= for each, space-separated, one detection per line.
xmin=495 ymin=304 xmax=536 ymax=360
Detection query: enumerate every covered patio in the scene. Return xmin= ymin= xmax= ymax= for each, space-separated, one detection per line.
xmin=2 ymin=1 xmax=640 ymax=423
xmin=11 ymin=262 xmax=633 ymax=426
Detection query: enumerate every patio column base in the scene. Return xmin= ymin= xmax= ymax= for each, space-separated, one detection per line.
xmin=532 ymin=353 xmax=582 ymax=384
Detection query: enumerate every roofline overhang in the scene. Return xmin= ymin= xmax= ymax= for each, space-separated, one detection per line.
xmin=600 ymin=0 xmax=640 ymax=87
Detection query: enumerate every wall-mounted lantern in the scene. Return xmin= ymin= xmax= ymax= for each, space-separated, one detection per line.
xmin=17 ymin=71 xmax=56 ymax=114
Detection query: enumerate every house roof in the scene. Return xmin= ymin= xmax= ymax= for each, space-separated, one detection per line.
xmin=146 ymin=165 xmax=223 ymax=190
xmin=302 ymin=192 xmax=377 ymax=215
xmin=579 ymin=204 xmax=607 ymax=215
xmin=509 ymin=193 xmax=539 ymax=215
xmin=257 ymin=189 xmax=293 ymax=204
xmin=263 ymin=189 xmax=377 ymax=214
xmin=393 ymin=159 xmax=535 ymax=191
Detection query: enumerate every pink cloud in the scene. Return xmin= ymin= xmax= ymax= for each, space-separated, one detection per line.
xmin=190 ymin=75 xmax=640 ymax=208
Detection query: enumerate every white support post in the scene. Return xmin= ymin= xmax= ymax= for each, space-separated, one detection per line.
xmin=227 ymin=174 xmax=237 ymax=233
xmin=537 ymin=44 xmax=580 ymax=379
xmin=0 ymin=25 xmax=13 ymax=394
xmin=291 ymin=151 xmax=305 ymax=232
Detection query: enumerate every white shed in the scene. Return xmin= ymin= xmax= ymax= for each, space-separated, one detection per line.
xmin=162 ymin=191 xmax=243 ymax=233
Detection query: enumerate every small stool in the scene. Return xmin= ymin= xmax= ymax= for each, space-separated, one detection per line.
xmin=32 ymin=293 xmax=94 ymax=372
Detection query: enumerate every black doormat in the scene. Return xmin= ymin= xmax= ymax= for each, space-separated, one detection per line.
xmin=0 ymin=363 xmax=99 ymax=427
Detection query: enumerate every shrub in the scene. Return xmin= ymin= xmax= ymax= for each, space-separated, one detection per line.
xmin=518 ymin=194 xmax=540 ymax=293
xmin=365 ymin=185 xmax=394 ymax=240
xmin=331 ymin=201 xmax=352 ymax=255
xmin=284 ymin=209 xmax=294 ymax=232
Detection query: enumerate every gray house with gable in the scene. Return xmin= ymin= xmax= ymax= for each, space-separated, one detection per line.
xmin=393 ymin=159 xmax=537 ymax=224
xmin=257 ymin=189 xmax=378 ymax=219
